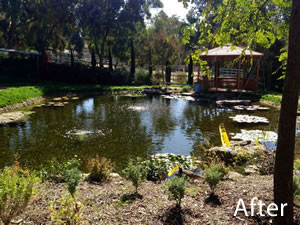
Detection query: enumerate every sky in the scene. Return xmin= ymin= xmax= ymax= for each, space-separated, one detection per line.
xmin=150 ymin=0 xmax=192 ymax=21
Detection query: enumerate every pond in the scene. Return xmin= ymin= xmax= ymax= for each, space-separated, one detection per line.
xmin=0 ymin=95 xmax=299 ymax=171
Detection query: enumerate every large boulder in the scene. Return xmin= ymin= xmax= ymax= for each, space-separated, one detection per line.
xmin=0 ymin=112 xmax=33 ymax=124
xmin=206 ymin=141 xmax=267 ymax=165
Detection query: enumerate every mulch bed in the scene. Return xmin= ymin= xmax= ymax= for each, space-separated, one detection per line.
xmin=15 ymin=175 xmax=300 ymax=225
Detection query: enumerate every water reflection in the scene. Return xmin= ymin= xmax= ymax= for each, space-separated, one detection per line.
xmin=0 ymin=95 xmax=298 ymax=171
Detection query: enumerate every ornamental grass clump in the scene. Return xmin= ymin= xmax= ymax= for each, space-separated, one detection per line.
xmin=87 ymin=155 xmax=114 ymax=183
xmin=163 ymin=176 xmax=187 ymax=207
xmin=293 ymin=176 xmax=300 ymax=200
xmin=123 ymin=159 xmax=147 ymax=193
xmin=0 ymin=164 xmax=39 ymax=225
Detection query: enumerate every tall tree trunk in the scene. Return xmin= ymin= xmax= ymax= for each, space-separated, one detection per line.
xmin=188 ymin=55 xmax=193 ymax=85
xmin=94 ymin=42 xmax=101 ymax=66
xmin=108 ymin=46 xmax=113 ymax=72
xmin=70 ymin=48 xmax=74 ymax=68
xmin=149 ymin=49 xmax=153 ymax=77
xmin=91 ymin=50 xmax=96 ymax=69
xmin=130 ymin=38 xmax=135 ymax=82
xmin=274 ymin=1 xmax=300 ymax=224
xmin=100 ymin=29 xmax=109 ymax=69
xmin=165 ymin=60 xmax=171 ymax=83
xmin=7 ymin=20 xmax=16 ymax=48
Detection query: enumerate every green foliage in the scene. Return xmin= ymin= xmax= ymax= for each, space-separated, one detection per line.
xmin=204 ymin=164 xmax=225 ymax=194
xmin=0 ymin=165 xmax=39 ymax=225
xmin=122 ymin=159 xmax=147 ymax=193
xmin=39 ymin=157 xmax=80 ymax=183
xmin=134 ymin=69 xmax=152 ymax=85
xmin=293 ymin=176 xmax=300 ymax=200
xmin=254 ymin=152 xmax=275 ymax=175
xmin=143 ymin=158 xmax=168 ymax=182
xmin=87 ymin=156 xmax=114 ymax=183
xmin=65 ymin=168 xmax=81 ymax=197
xmin=49 ymin=194 xmax=86 ymax=225
xmin=0 ymin=87 xmax=44 ymax=108
xmin=163 ymin=176 xmax=187 ymax=206
xmin=294 ymin=161 xmax=300 ymax=170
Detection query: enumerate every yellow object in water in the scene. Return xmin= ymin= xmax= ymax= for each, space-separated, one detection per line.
xmin=219 ymin=123 xmax=230 ymax=147
xmin=168 ymin=165 xmax=180 ymax=177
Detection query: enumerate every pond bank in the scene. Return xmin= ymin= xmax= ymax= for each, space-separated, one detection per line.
xmin=15 ymin=174 xmax=300 ymax=225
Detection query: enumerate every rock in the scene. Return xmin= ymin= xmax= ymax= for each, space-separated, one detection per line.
xmin=230 ymin=140 xmax=251 ymax=147
xmin=227 ymin=171 xmax=243 ymax=180
xmin=181 ymin=92 xmax=193 ymax=96
xmin=62 ymin=96 xmax=69 ymax=100
xmin=72 ymin=97 xmax=79 ymax=100
xmin=53 ymin=97 xmax=62 ymax=101
xmin=216 ymin=100 xmax=251 ymax=107
xmin=110 ymin=173 xmax=121 ymax=178
xmin=53 ymin=103 xmax=64 ymax=107
xmin=230 ymin=115 xmax=269 ymax=124
xmin=0 ymin=112 xmax=28 ymax=124
xmin=207 ymin=142 xmax=267 ymax=165
xmin=244 ymin=165 xmax=259 ymax=175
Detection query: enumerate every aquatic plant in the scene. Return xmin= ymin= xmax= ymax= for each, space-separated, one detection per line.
xmin=163 ymin=176 xmax=187 ymax=207
xmin=0 ymin=165 xmax=39 ymax=225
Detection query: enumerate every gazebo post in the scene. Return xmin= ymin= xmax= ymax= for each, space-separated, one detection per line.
xmin=243 ymin=62 xmax=247 ymax=90
xmin=216 ymin=58 xmax=219 ymax=91
xmin=237 ymin=59 xmax=241 ymax=92
xmin=256 ymin=59 xmax=260 ymax=91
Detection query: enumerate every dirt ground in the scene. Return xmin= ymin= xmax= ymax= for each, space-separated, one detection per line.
xmin=10 ymin=174 xmax=299 ymax=225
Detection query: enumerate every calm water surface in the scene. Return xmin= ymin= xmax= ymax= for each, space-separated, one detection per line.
xmin=0 ymin=95 xmax=299 ymax=171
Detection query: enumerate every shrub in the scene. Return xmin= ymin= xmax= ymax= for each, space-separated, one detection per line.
xmin=65 ymin=168 xmax=81 ymax=196
xmin=143 ymin=158 xmax=168 ymax=182
xmin=163 ymin=176 xmax=187 ymax=206
xmin=122 ymin=159 xmax=147 ymax=193
xmin=110 ymin=68 xmax=130 ymax=85
xmin=0 ymin=165 xmax=39 ymax=225
xmin=49 ymin=193 xmax=86 ymax=225
xmin=204 ymin=165 xmax=224 ymax=195
xmin=254 ymin=152 xmax=275 ymax=175
xmin=39 ymin=157 xmax=80 ymax=183
xmin=134 ymin=69 xmax=152 ymax=85
xmin=87 ymin=156 xmax=114 ymax=183
xmin=293 ymin=176 xmax=300 ymax=199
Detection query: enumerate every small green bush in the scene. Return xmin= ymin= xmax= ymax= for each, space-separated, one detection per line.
xmin=204 ymin=165 xmax=224 ymax=195
xmin=65 ymin=168 xmax=81 ymax=196
xmin=87 ymin=156 xmax=114 ymax=183
xmin=123 ymin=159 xmax=147 ymax=193
xmin=163 ymin=176 xmax=187 ymax=206
xmin=49 ymin=193 xmax=86 ymax=225
xmin=39 ymin=157 xmax=80 ymax=183
xmin=134 ymin=69 xmax=152 ymax=85
xmin=0 ymin=165 xmax=39 ymax=225
xmin=293 ymin=176 xmax=300 ymax=199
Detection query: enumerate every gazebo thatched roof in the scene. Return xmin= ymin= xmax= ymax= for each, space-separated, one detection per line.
xmin=200 ymin=45 xmax=263 ymax=61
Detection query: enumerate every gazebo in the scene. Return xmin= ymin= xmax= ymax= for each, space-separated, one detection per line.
xmin=197 ymin=45 xmax=263 ymax=92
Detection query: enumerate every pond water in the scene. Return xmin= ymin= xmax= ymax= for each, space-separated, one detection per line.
xmin=0 ymin=95 xmax=299 ymax=171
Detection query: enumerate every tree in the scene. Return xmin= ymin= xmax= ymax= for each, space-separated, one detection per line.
xmin=274 ymin=1 xmax=299 ymax=224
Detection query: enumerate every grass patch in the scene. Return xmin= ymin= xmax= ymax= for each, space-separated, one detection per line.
xmin=0 ymin=86 xmax=43 ymax=108
xmin=259 ymin=91 xmax=300 ymax=110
